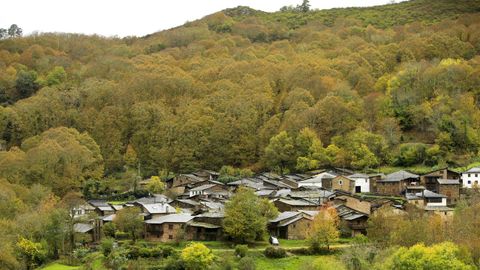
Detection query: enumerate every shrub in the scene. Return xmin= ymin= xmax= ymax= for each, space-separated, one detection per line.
xmin=103 ymin=222 xmax=116 ymax=238
xmin=73 ymin=247 xmax=90 ymax=261
xmin=238 ymin=256 xmax=256 ymax=270
xmin=163 ymin=254 xmax=185 ymax=270
xmin=264 ymin=247 xmax=287 ymax=258
xmin=115 ymin=231 xmax=130 ymax=240
xmin=235 ymin=244 xmax=248 ymax=258
xmin=181 ymin=243 xmax=215 ymax=270
xmin=101 ymin=238 xmax=114 ymax=257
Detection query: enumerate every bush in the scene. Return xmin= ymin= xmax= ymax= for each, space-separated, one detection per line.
xmin=73 ymin=247 xmax=90 ymax=261
xmin=181 ymin=243 xmax=215 ymax=270
xmin=115 ymin=231 xmax=130 ymax=240
xmin=101 ymin=238 xmax=114 ymax=256
xmin=264 ymin=247 xmax=287 ymax=258
xmin=238 ymin=256 xmax=256 ymax=270
xmin=103 ymin=222 xmax=116 ymax=238
xmin=235 ymin=244 xmax=248 ymax=258
xmin=163 ymin=254 xmax=185 ymax=270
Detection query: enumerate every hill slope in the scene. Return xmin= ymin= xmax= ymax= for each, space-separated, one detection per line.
xmin=0 ymin=0 xmax=479 ymax=189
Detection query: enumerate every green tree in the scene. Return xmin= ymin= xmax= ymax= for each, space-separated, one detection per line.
xmin=15 ymin=70 xmax=39 ymax=99
xmin=298 ymin=0 xmax=311 ymax=12
xmin=146 ymin=176 xmax=165 ymax=194
xmin=264 ymin=131 xmax=296 ymax=174
xmin=113 ymin=207 xmax=143 ymax=241
xmin=7 ymin=24 xmax=22 ymax=38
xmin=181 ymin=243 xmax=215 ymax=270
xmin=308 ymin=207 xmax=339 ymax=251
xmin=46 ymin=66 xmax=67 ymax=86
xmin=16 ymin=237 xmax=46 ymax=270
xmin=223 ymin=187 xmax=278 ymax=243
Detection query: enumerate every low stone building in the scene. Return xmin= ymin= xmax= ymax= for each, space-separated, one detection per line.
xmin=420 ymin=168 xmax=460 ymax=192
xmin=437 ymin=179 xmax=460 ymax=205
xmin=331 ymin=176 xmax=355 ymax=193
xmin=376 ymin=170 xmax=419 ymax=196
xmin=144 ymin=214 xmax=193 ymax=242
xmin=269 ymin=211 xmax=317 ymax=240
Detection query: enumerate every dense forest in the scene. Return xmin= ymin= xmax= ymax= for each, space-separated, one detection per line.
xmin=0 ymin=0 xmax=480 ymax=195
xmin=1 ymin=0 xmax=480 ymax=268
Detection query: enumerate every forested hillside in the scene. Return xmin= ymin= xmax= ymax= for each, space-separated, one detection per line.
xmin=1 ymin=0 xmax=480 ymax=194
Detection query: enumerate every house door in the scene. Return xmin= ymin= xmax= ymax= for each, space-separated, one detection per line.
xmin=355 ymin=186 xmax=361 ymax=193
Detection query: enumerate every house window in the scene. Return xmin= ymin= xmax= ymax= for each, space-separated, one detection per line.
xmin=365 ymin=179 xmax=368 ymax=183
xmin=468 ymin=181 xmax=471 ymax=184
xmin=169 ymin=235 xmax=173 ymax=239
xmin=468 ymin=174 xmax=471 ymax=177
xmin=476 ymin=174 xmax=478 ymax=178
xmin=168 ymin=224 xmax=173 ymax=230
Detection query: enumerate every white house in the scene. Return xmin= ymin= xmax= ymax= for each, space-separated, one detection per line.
xmin=298 ymin=172 xmax=336 ymax=188
xmin=461 ymin=167 xmax=480 ymax=188
xmin=348 ymin=173 xmax=370 ymax=193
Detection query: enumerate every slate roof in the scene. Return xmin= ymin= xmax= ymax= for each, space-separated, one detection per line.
xmin=269 ymin=211 xmax=300 ymax=223
xmin=335 ymin=205 xmax=368 ymax=221
xmin=187 ymin=221 xmax=221 ymax=229
xmin=97 ymin=206 xmax=114 ymax=212
xmin=175 ymin=199 xmax=201 ymax=206
xmin=275 ymin=198 xmax=318 ymax=206
xmin=437 ymin=179 xmax=460 ymax=185
xmin=279 ymin=215 xmax=306 ymax=227
xmin=190 ymin=184 xmax=217 ymax=192
xmin=74 ymin=223 xmax=93 ymax=233
xmin=299 ymin=172 xmax=337 ymax=184
xmin=379 ymin=170 xmax=419 ymax=182
xmin=102 ymin=214 xmax=116 ymax=222
xmin=145 ymin=214 xmax=193 ymax=224
xmin=142 ymin=203 xmax=177 ymax=214
xmin=406 ymin=190 xmax=447 ymax=200
xmin=464 ymin=167 xmax=480 ymax=173
xmin=134 ymin=194 xmax=170 ymax=204
xmin=289 ymin=189 xmax=334 ymax=199
xmin=348 ymin=173 xmax=369 ymax=179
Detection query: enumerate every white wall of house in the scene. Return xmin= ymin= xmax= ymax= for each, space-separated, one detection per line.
xmin=461 ymin=173 xmax=480 ymax=188
xmin=426 ymin=197 xmax=447 ymax=207
xmin=352 ymin=177 xmax=370 ymax=193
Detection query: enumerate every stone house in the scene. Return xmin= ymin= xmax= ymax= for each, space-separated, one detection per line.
xmin=437 ymin=179 xmax=460 ymax=205
xmin=335 ymin=205 xmax=369 ymax=236
xmin=420 ymin=168 xmax=460 ymax=192
xmin=376 ymin=170 xmax=419 ymax=196
xmin=268 ymin=211 xmax=318 ymax=240
xmin=144 ymin=214 xmax=193 ymax=242
xmin=331 ymin=176 xmax=355 ymax=193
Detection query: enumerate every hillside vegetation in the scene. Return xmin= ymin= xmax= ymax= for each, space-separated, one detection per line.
xmin=0 ymin=0 xmax=480 ymax=193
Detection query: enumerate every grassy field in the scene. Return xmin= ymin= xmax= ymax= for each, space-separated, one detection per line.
xmin=39 ymin=263 xmax=80 ymax=270
xmin=39 ymin=239 xmax=348 ymax=269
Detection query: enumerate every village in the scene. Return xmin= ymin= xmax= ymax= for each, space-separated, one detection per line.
xmin=71 ymin=166 xmax=478 ymax=244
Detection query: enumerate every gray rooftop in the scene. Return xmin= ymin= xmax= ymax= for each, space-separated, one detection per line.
xmin=145 ymin=214 xmax=193 ymax=224
xmin=74 ymin=223 xmax=94 ymax=233
xmin=464 ymin=167 xmax=480 ymax=173
xmin=142 ymin=203 xmax=177 ymax=214
xmin=437 ymin=179 xmax=460 ymax=185
xmin=381 ymin=170 xmax=419 ymax=182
